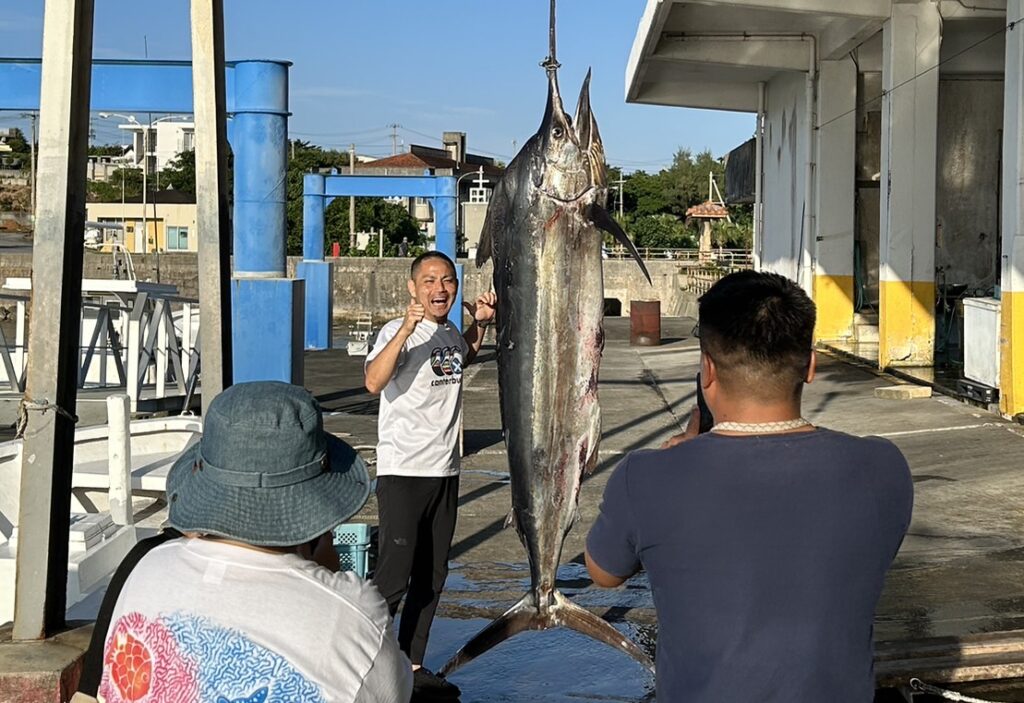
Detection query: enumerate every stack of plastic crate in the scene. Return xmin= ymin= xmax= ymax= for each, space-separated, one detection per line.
xmin=332 ymin=523 xmax=372 ymax=578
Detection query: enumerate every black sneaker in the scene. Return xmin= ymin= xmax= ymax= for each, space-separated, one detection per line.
xmin=412 ymin=667 xmax=461 ymax=700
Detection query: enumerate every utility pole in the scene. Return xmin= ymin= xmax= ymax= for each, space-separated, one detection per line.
xmin=141 ymin=118 xmax=148 ymax=253
xmin=20 ymin=112 xmax=37 ymax=227
xmin=614 ymin=174 xmax=625 ymax=221
xmin=349 ymin=143 xmax=356 ymax=251
xmin=388 ymin=123 xmax=401 ymax=155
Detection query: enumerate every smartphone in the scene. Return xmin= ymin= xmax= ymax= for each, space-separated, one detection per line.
xmin=695 ymin=374 xmax=715 ymax=434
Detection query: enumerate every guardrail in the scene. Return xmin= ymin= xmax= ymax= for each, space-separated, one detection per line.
xmin=604 ymin=247 xmax=753 ymax=268
xmin=684 ymin=264 xmax=751 ymax=295
xmin=0 ymin=288 xmax=200 ymax=413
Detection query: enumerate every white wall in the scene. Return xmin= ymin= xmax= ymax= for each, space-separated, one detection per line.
xmin=761 ymin=71 xmax=808 ymax=284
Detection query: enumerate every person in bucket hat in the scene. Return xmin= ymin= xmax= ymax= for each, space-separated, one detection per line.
xmin=98 ymin=381 xmax=412 ymax=703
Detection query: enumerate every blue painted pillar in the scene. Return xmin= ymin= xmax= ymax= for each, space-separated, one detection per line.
xmin=453 ymin=263 xmax=465 ymax=333
xmin=434 ymin=177 xmax=461 ymax=331
xmin=230 ymin=60 xmax=305 ymax=382
xmin=298 ymin=173 xmax=333 ymax=349
xmin=302 ymin=173 xmax=325 ymax=260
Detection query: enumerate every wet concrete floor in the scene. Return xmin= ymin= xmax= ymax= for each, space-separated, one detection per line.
xmin=314 ymin=316 xmax=1024 ymax=699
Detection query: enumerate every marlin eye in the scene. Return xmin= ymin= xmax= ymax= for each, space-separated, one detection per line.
xmin=552 ymin=127 xmax=564 ymax=139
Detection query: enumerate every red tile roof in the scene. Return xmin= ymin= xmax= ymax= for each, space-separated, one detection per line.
xmin=685 ymin=201 xmax=730 ymax=219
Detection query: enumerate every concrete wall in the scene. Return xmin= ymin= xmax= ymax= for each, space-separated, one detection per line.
xmin=322 ymin=257 xmax=686 ymax=321
xmin=1 ymin=251 xmax=200 ymax=298
xmin=0 ymin=253 xmax=682 ymax=321
xmin=762 ymin=71 xmax=808 ymax=284
xmin=936 ymin=78 xmax=1003 ymax=294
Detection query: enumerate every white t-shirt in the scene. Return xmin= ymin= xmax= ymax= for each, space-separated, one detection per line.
xmin=367 ymin=318 xmax=468 ymax=478
xmin=98 ymin=538 xmax=412 ymax=703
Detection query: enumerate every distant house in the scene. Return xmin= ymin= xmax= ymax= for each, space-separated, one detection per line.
xmin=86 ymin=189 xmax=197 ymax=254
xmin=113 ymin=120 xmax=195 ymax=175
xmin=353 ymin=131 xmax=503 ymax=254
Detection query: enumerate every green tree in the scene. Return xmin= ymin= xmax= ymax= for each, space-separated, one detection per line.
xmin=622 ymin=169 xmax=672 ymax=218
xmin=286 ymin=140 xmax=350 ymax=254
xmin=629 ymin=213 xmax=696 ymax=249
xmin=159 ymin=149 xmax=196 ymax=195
xmin=87 ymin=167 xmax=143 ymax=202
xmin=88 ymin=144 xmax=124 ymax=157
xmin=3 ymin=128 xmax=30 ymax=156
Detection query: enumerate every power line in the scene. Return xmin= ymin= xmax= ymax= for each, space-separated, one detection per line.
xmin=816 ymin=15 xmax=1023 ymax=133
xmin=290 ymin=126 xmax=392 ymax=139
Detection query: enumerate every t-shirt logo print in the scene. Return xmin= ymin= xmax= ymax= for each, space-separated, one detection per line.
xmin=430 ymin=346 xmax=463 ymax=377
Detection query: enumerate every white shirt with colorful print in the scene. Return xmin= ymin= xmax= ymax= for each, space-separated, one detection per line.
xmin=367 ymin=318 xmax=468 ymax=478
xmin=99 ymin=537 xmax=412 ymax=703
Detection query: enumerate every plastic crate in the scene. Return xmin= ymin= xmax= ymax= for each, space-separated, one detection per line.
xmin=333 ymin=523 xmax=372 ymax=578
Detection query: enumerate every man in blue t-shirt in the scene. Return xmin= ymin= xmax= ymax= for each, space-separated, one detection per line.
xmin=586 ymin=271 xmax=913 ymax=703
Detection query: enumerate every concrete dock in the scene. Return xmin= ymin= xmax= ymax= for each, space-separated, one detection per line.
xmin=311 ymin=316 xmax=1024 ymax=699
xmin=6 ymin=315 xmax=1024 ymax=700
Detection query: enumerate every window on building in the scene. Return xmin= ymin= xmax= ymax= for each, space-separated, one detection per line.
xmin=181 ymin=131 xmax=195 ymax=152
xmin=469 ymin=187 xmax=490 ymax=204
xmin=166 ymin=225 xmax=189 ymax=251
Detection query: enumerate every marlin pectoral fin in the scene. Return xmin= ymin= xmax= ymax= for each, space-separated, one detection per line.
xmin=503 ymin=509 xmax=518 ymax=530
xmin=477 ymin=172 xmax=515 ymax=268
xmin=589 ymin=204 xmax=652 ymax=284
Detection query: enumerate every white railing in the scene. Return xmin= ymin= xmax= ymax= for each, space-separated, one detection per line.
xmin=0 ymin=285 xmax=200 ymax=413
xmin=604 ymin=246 xmax=754 ymax=268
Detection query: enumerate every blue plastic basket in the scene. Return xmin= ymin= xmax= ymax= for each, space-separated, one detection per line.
xmin=333 ymin=523 xmax=372 ymax=578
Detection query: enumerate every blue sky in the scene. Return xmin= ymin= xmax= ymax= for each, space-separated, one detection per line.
xmin=0 ymin=1 xmax=754 ymax=173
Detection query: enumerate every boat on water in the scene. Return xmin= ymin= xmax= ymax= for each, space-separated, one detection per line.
xmin=0 ymin=411 xmax=201 ymax=625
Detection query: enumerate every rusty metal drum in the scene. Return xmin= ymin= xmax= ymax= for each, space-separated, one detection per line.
xmin=629 ymin=300 xmax=661 ymax=346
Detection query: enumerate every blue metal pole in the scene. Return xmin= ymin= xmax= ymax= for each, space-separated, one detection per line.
xmin=303 ymin=172 xmax=325 ymax=261
xmin=230 ymin=60 xmax=305 ymax=382
xmin=298 ymin=172 xmax=332 ymax=350
xmin=434 ymin=176 xmax=457 ymax=260
xmin=453 ymin=263 xmax=465 ymax=334
xmin=232 ymin=60 xmax=289 ymax=275
xmin=432 ymin=176 xmax=460 ymax=331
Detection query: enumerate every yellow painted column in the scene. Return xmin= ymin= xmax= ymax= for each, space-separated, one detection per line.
xmin=813 ymin=57 xmax=857 ymax=342
xmin=1000 ymin=0 xmax=1024 ymax=419
xmin=878 ymin=4 xmax=940 ymax=367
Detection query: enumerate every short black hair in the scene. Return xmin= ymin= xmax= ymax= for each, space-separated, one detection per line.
xmin=698 ymin=271 xmax=816 ymax=400
xmin=410 ymin=251 xmax=456 ymax=279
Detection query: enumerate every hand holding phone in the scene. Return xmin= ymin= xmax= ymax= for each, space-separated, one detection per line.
xmin=695 ymin=373 xmax=714 ymax=434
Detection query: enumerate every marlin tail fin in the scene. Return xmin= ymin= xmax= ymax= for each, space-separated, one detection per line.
xmin=439 ymin=590 xmax=654 ymax=677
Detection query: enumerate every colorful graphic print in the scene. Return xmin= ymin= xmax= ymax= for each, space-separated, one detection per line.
xmin=429 ymin=346 xmax=463 ymax=377
xmin=100 ymin=612 xmax=324 ymax=702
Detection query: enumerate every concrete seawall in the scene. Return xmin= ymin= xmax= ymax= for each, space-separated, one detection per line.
xmin=0 ymin=253 xmax=689 ymax=320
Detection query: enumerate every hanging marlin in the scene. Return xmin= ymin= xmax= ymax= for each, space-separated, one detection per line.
xmin=441 ymin=0 xmax=653 ymax=677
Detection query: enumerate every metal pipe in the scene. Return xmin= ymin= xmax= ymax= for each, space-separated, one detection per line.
xmin=803 ymin=36 xmax=818 ymax=296
xmin=232 ymin=60 xmax=290 ymax=277
xmin=302 ymin=172 xmax=325 ymax=261
xmin=755 ymin=81 xmax=765 ymax=271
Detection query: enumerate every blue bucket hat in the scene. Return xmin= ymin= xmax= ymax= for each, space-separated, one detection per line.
xmin=166 ymin=381 xmax=370 ymax=546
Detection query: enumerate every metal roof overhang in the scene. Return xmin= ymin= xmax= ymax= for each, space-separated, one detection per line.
xmin=625 ymin=0 xmax=891 ymax=113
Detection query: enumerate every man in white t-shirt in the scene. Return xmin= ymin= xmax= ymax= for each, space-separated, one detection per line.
xmin=365 ymin=251 xmax=496 ymax=699
xmin=99 ymin=381 xmax=412 ymax=703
